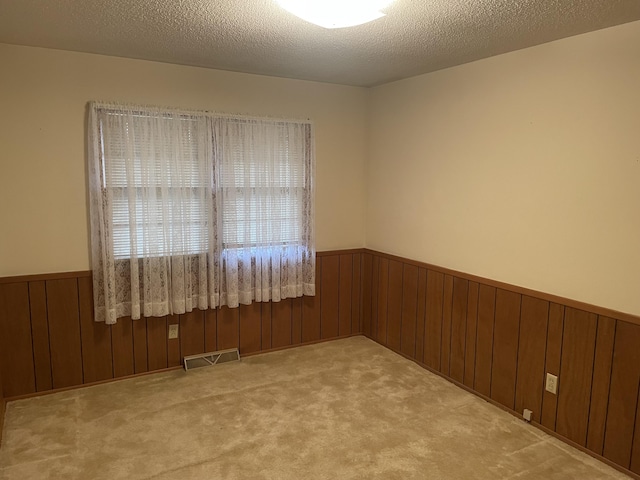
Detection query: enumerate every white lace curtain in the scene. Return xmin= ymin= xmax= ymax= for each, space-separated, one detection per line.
xmin=88 ymin=102 xmax=315 ymax=324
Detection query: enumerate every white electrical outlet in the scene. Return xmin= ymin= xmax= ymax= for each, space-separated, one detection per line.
xmin=168 ymin=324 xmax=179 ymax=339
xmin=523 ymin=409 xmax=533 ymax=422
xmin=545 ymin=373 xmax=558 ymax=394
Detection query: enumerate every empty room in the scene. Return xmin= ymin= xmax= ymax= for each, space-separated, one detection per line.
xmin=1 ymin=0 xmax=639 ymax=478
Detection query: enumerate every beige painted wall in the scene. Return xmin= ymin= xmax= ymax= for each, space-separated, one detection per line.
xmin=368 ymin=21 xmax=640 ymax=316
xmin=2 ymin=22 xmax=639 ymax=316
xmin=0 ymin=44 xmax=368 ymax=276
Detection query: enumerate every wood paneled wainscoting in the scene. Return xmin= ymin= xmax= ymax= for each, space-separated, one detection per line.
xmin=0 ymin=363 xmax=4 ymax=445
xmin=360 ymin=249 xmax=640 ymax=479
xmin=2 ymin=247 xmax=640 ymax=478
xmin=0 ymin=251 xmax=363 ymax=404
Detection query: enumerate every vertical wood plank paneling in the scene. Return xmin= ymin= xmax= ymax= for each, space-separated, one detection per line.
xmin=491 ymin=289 xmax=521 ymax=409
xmin=338 ymin=254 xmax=353 ymax=336
xmin=0 ymin=366 xmax=4 ymax=444
xmin=586 ymin=316 xmax=616 ymax=455
xmin=204 ymin=309 xmax=217 ymax=352
xmin=463 ymin=282 xmax=479 ymax=389
xmin=262 ymin=302 xmax=272 ymax=349
xmin=111 ymin=316 xmax=135 ymax=377
xmin=78 ymin=277 xmax=112 ymax=383
xmin=386 ymin=260 xmax=404 ymax=352
xmin=132 ymin=318 xmax=149 ymax=374
xmin=217 ymin=306 xmax=239 ymax=350
xmin=474 ymin=284 xmax=496 ymax=397
xmin=272 ymin=299 xmax=293 ymax=349
xmin=5 ymin=251 xmax=640 ymax=480
xmin=321 ymin=255 xmax=340 ymax=339
xmin=376 ymin=258 xmax=390 ymax=344
xmin=0 ymin=250 xmax=361 ymax=397
xmin=147 ymin=316 xmax=168 ymax=371
xmin=361 ymin=254 xmax=373 ymax=337
xmin=180 ymin=310 xmax=205 ymax=358
xmin=46 ymin=278 xmax=83 ymax=388
xmin=301 ymin=259 xmax=321 ymax=343
xmin=541 ymin=303 xmax=564 ymax=430
xmin=400 ymin=264 xmax=419 ymax=359
xmin=632 ymin=394 xmax=640 ymax=475
xmin=239 ymin=303 xmax=262 ymax=354
xmin=440 ymin=275 xmax=454 ymax=375
xmin=449 ymin=277 xmax=469 ymax=383
xmin=351 ymin=253 xmax=362 ymax=334
xmin=0 ymin=283 xmax=36 ymax=396
xmin=292 ymin=297 xmax=302 ymax=345
xmin=556 ymin=308 xmax=598 ymax=446
xmin=371 ymin=256 xmax=380 ymax=342
xmin=167 ymin=315 xmax=181 ymax=367
xmin=440 ymin=275 xmax=453 ymax=376
xmin=415 ymin=269 xmax=427 ymax=363
xmin=29 ymin=281 xmax=54 ymax=391
xmin=603 ymin=320 xmax=640 ymax=467
xmin=424 ymin=270 xmax=444 ymax=370
xmin=514 ymin=296 xmax=549 ymax=422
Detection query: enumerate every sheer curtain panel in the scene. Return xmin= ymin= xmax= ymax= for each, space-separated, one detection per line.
xmin=88 ymin=102 xmax=315 ymax=325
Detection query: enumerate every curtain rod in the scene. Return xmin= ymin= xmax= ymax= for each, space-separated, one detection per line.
xmin=89 ymin=101 xmax=313 ymax=126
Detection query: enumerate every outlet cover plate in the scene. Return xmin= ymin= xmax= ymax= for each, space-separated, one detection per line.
xmin=168 ymin=324 xmax=179 ymax=339
xmin=545 ymin=373 xmax=558 ymax=394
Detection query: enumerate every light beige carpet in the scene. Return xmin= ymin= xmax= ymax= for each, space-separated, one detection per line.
xmin=0 ymin=336 xmax=631 ymax=479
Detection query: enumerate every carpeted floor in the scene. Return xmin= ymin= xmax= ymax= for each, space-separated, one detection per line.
xmin=0 ymin=336 xmax=631 ymax=479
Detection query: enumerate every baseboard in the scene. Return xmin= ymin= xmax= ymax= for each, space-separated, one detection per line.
xmin=4 ymin=333 xmax=363 ymax=403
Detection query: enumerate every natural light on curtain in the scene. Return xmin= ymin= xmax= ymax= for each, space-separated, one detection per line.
xmin=88 ymin=102 xmax=315 ymax=325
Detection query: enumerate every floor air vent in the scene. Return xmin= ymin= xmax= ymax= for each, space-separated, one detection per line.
xmin=183 ymin=348 xmax=240 ymax=371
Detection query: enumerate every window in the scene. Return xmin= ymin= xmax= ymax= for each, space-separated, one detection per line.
xmin=88 ymin=102 xmax=315 ymax=324
xmin=99 ymin=113 xmax=211 ymax=258
xmin=217 ymin=119 xmax=310 ymax=250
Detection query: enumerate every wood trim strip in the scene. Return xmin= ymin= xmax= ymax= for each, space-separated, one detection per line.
xmin=1 ymin=247 xmax=636 ymax=325
xmin=0 ymin=249 xmax=365 ymax=284
xmin=5 ymin=333 xmax=362 ymax=402
xmin=363 ymin=249 xmax=640 ymax=325
xmin=0 ymin=270 xmax=92 ymax=284
xmin=316 ymin=248 xmax=366 ymax=257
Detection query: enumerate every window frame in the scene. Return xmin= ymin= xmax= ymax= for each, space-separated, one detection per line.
xmin=95 ymin=106 xmax=314 ymax=260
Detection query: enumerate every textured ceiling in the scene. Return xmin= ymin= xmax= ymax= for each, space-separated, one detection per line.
xmin=1 ymin=0 xmax=639 ymax=87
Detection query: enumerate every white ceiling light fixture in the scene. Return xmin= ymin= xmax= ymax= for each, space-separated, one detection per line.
xmin=276 ymin=0 xmax=395 ymax=29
